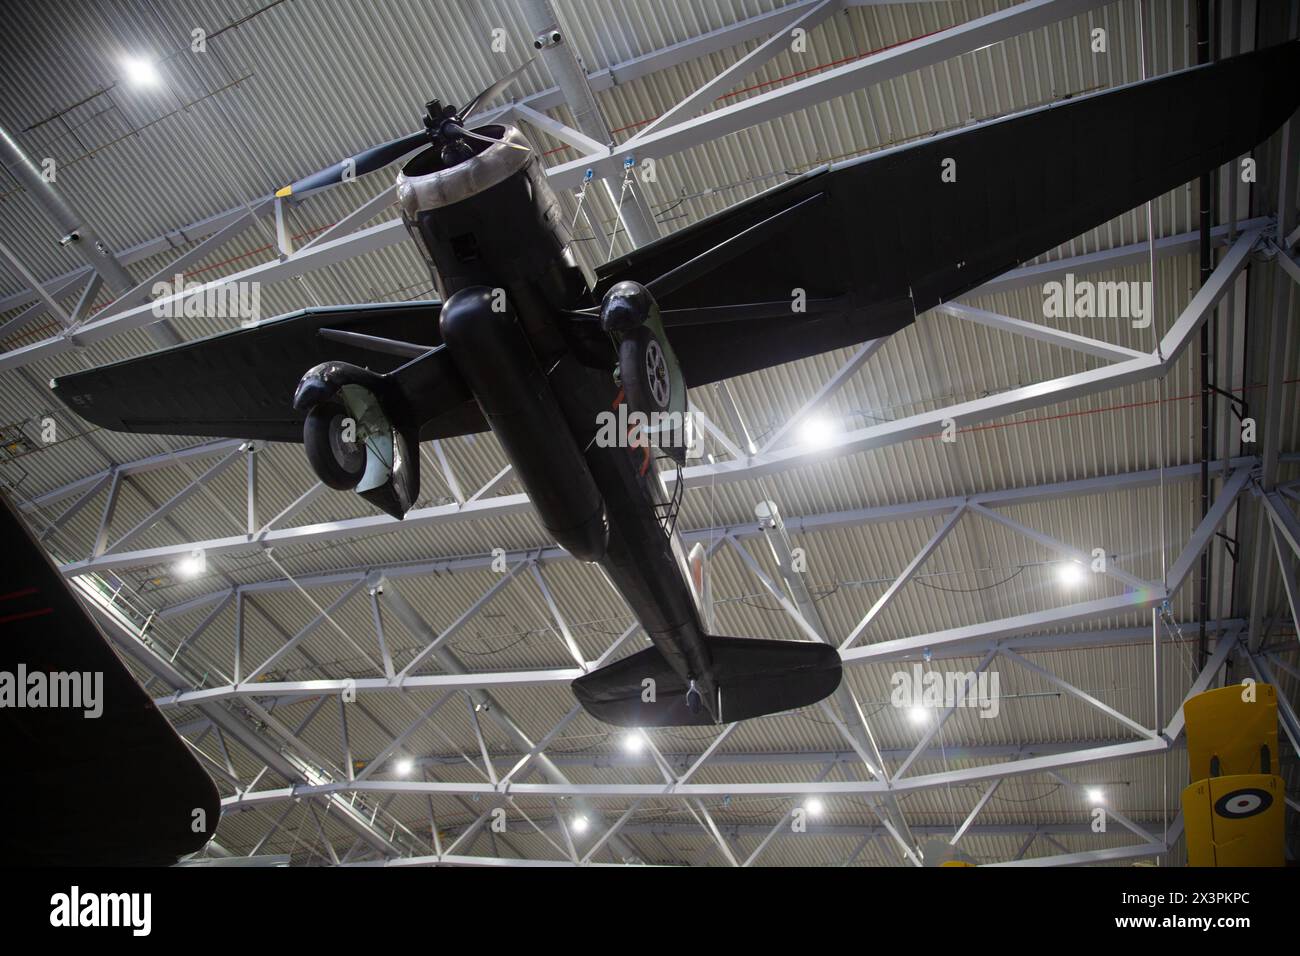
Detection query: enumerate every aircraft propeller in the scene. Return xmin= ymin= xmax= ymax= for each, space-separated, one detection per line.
xmin=274 ymin=59 xmax=533 ymax=200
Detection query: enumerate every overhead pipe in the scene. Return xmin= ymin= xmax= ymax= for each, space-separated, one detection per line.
xmin=0 ymin=123 xmax=179 ymax=346
xmin=1196 ymin=0 xmax=1214 ymax=669
xmin=517 ymin=0 xmax=660 ymax=249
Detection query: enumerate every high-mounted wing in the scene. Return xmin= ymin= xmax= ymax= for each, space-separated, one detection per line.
xmin=596 ymin=41 xmax=1300 ymax=387
xmin=51 ymin=300 xmax=486 ymax=443
xmin=0 ymin=494 xmax=220 ymax=864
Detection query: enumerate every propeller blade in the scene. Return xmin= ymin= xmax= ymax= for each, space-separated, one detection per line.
xmin=455 ymin=58 xmax=534 ymax=123
xmin=446 ymin=123 xmax=531 ymax=152
xmin=275 ymin=129 xmax=429 ymax=199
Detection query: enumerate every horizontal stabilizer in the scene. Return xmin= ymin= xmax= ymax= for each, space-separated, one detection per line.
xmin=572 ymin=635 xmax=841 ymax=727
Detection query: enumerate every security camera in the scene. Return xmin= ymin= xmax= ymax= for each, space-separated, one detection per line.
xmin=58 ymin=231 xmax=80 ymax=246
xmin=533 ymin=29 xmax=562 ymax=49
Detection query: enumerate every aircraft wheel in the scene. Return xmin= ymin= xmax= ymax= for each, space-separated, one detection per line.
xmin=304 ymin=400 xmax=366 ymax=490
xmin=685 ymin=684 xmax=702 ymax=716
xmin=620 ymin=327 xmax=672 ymax=417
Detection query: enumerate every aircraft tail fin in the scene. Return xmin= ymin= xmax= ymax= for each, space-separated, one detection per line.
xmin=572 ymin=635 xmax=841 ymax=727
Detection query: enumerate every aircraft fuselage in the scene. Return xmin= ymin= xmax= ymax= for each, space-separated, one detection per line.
xmin=396 ymin=125 xmax=719 ymax=713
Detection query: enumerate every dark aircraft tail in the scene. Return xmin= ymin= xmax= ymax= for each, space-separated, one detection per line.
xmin=572 ymin=635 xmax=842 ymax=727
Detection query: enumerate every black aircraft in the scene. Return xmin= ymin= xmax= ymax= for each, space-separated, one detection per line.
xmin=53 ymin=42 xmax=1300 ymax=727
xmin=0 ymin=494 xmax=219 ymax=864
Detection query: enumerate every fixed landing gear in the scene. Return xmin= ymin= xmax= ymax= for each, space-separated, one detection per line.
xmin=303 ymin=400 xmax=366 ymax=490
xmin=686 ymin=680 xmax=702 ymax=716
xmin=600 ymin=280 xmax=691 ymax=464
xmin=604 ymin=281 xmax=674 ymax=416
xmin=620 ymin=327 xmax=673 ymax=416
xmin=292 ymin=360 xmax=421 ymax=519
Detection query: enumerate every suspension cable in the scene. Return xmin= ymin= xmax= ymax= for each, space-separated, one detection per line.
xmin=606 ymin=159 xmax=636 ymax=261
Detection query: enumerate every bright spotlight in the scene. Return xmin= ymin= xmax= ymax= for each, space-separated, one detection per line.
xmin=908 ymin=705 xmax=929 ymax=725
xmin=395 ymin=758 xmax=413 ymax=776
xmin=1056 ymin=561 xmax=1086 ymax=587
xmin=176 ymin=549 xmax=206 ymax=578
xmin=571 ymin=815 xmax=589 ymax=834
xmin=799 ymin=415 xmax=838 ymax=450
xmin=805 ymin=797 xmax=824 ymax=816
xmin=121 ymin=55 xmax=160 ymax=87
xmin=1086 ymin=788 xmax=1104 ymax=804
xmin=623 ymin=732 xmax=644 ymax=754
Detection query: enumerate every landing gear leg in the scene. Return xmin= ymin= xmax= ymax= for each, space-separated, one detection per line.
xmin=686 ymin=680 xmax=702 ymax=716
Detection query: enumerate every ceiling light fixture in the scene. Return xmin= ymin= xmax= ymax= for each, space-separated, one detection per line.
xmin=798 ymin=414 xmax=838 ymax=450
xmin=176 ymin=549 xmax=206 ymax=578
xmin=1056 ymin=561 xmax=1086 ymax=587
xmin=121 ymin=55 xmax=160 ymax=87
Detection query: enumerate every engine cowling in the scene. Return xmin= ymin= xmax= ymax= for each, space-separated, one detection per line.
xmin=294 ymin=361 xmax=420 ymax=519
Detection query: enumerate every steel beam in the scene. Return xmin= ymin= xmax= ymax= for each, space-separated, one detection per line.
xmin=0 ymin=237 xmax=73 ymax=327
xmin=543 ymin=0 xmax=1110 ymax=189
xmin=214 ymin=737 xmax=1163 ymax=801
xmin=936 ymin=302 xmax=1150 ymax=363
xmin=623 ymin=0 xmax=843 ymax=146
xmin=759 ymin=339 xmax=886 ymax=453
xmin=1 ymin=124 xmax=137 ymax=296
xmin=393 ymin=559 xmax=531 ymax=680
xmin=69 ymin=274 xmax=104 ymax=324
xmin=0 ymin=1 xmax=899 ymax=321
xmin=20 ymin=438 xmax=245 ymax=513
xmin=967 ymin=502 xmax=1158 ymax=593
xmin=62 ymin=453 xmax=1267 ymax=583
xmin=520 ymin=0 xmax=659 ymax=247
xmin=154 ymin=619 xmax=1246 ymax=714
xmin=984 ymin=841 xmax=1168 ymax=867
xmin=892 ymin=649 xmax=999 ymax=779
xmin=244 ymin=580 xmax=365 ymax=682
xmin=102 ymin=448 xmax=242 ymax=554
xmin=1001 ymin=649 xmax=1156 ymax=741
xmin=375 ymin=576 xmax=639 ymax=862
xmin=0 ymin=271 xmax=88 ymax=340
xmin=676 ymin=228 xmax=1260 ymax=491
xmin=511 ymin=104 xmax=605 ymax=156
xmin=842 ymin=505 xmax=964 ymax=649
xmin=0 ymin=216 xmax=405 ymax=372
xmin=209 ymin=640 xmax=1230 ymax=810
xmin=749 ymin=497 xmax=917 ymax=852
xmin=89 ymin=598 xmax=410 ymax=858
xmin=97 ymin=204 xmax=266 ymax=320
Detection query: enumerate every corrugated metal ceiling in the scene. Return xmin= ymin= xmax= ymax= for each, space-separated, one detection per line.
xmin=1 ymin=0 xmax=1297 ymax=865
